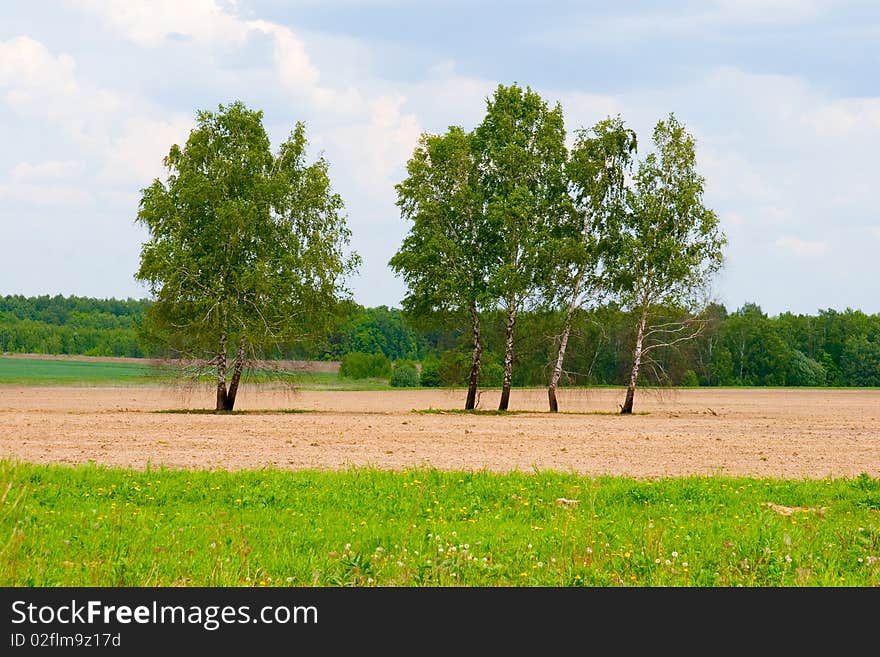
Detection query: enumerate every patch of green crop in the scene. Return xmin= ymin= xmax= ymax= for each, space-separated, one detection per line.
xmin=0 ymin=357 xmax=398 ymax=390
xmin=0 ymin=357 xmax=163 ymax=384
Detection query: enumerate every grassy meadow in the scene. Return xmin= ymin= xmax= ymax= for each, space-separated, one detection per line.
xmin=1 ymin=460 xmax=877 ymax=587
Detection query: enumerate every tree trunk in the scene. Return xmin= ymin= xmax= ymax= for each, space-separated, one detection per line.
xmin=548 ymin=289 xmax=578 ymax=413
xmin=621 ymin=309 xmax=648 ymax=415
xmin=215 ymin=331 xmax=228 ymax=412
xmin=498 ymin=304 xmax=517 ymax=411
xmin=465 ymin=302 xmax=482 ymax=411
xmin=223 ymin=336 xmax=247 ymax=411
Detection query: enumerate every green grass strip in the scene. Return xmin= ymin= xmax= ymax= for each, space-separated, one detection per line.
xmin=1 ymin=460 xmax=877 ymax=587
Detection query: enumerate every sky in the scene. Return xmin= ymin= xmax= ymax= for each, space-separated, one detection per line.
xmin=1 ymin=0 xmax=878 ymax=316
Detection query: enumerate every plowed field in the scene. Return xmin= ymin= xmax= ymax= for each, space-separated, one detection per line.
xmin=1 ymin=386 xmax=878 ymax=478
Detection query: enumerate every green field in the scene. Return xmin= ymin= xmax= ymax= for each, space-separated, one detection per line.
xmin=0 ymin=357 xmax=394 ymax=390
xmin=1 ymin=460 xmax=877 ymax=586
xmin=0 ymin=357 xmax=160 ymax=384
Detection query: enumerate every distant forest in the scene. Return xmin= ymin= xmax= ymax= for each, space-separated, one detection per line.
xmin=1 ymin=294 xmax=879 ymax=387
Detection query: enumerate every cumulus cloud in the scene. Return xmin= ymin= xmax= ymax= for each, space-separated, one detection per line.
xmin=0 ymin=35 xmax=193 ymax=186
xmin=0 ymin=36 xmax=122 ymax=143
xmin=67 ymin=0 xmax=250 ymax=47
xmin=66 ymin=0 xmax=428 ymax=196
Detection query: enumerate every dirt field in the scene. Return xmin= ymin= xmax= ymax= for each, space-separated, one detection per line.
xmin=1 ymin=385 xmax=878 ymax=478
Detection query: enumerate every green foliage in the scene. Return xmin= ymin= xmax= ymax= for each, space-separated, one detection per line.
xmin=608 ymin=113 xmax=726 ymax=311
xmin=680 ymin=369 xmax=700 ymax=387
xmin=4 ymin=295 xmax=880 ymax=389
xmin=3 ymin=460 xmax=878 ymax=586
xmin=339 ymin=352 xmax=392 ymax=380
xmin=418 ymin=358 xmax=442 ymax=387
xmin=475 ymin=83 xmax=570 ymax=303
xmin=552 ymin=116 xmax=637 ymax=304
xmin=390 ymin=126 xmax=492 ymax=319
xmin=436 ymin=350 xmax=471 ymax=386
xmin=787 ymin=350 xmax=827 ymax=386
xmin=329 ymin=304 xmax=423 ymax=361
xmin=390 ymin=360 xmax=420 ymax=387
xmin=841 ymin=336 xmax=880 ymax=386
xmin=0 ymin=295 xmax=151 ymax=357
xmin=480 ymin=358 xmax=505 ymax=387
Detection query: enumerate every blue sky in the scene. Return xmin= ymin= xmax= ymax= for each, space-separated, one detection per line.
xmin=1 ymin=0 xmax=878 ymax=315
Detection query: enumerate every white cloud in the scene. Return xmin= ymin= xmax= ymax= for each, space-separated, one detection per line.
xmin=700 ymin=149 xmax=776 ymax=205
xmin=801 ymin=98 xmax=880 ymax=137
xmin=870 ymin=226 xmax=880 ymax=240
xmin=69 ymin=0 xmax=339 ymax=109
xmin=533 ymin=0 xmax=829 ymax=49
xmin=67 ymin=0 xmax=250 ymax=47
xmin=0 ymin=35 xmax=122 ymax=140
xmin=67 ymin=0 xmax=426 ymax=193
xmin=0 ymin=35 xmax=193 ymax=185
xmin=98 ymin=115 xmax=194 ymax=185
xmin=774 ymin=236 xmax=829 ymax=256
xmin=326 ymin=94 xmax=421 ymax=194
xmin=0 ymin=181 xmax=93 ymax=206
xmin=9 ymin=160 xmax=85 ymax=181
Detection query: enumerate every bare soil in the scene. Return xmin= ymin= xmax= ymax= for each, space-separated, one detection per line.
xmin=1 ymin=385 xmax=878 ymax=478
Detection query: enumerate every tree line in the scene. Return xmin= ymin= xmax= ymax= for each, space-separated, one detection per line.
xmin=0 ymin=294 xmax=148 ymax=357
xmin=3 ymin=293 xmax=878 ymax=388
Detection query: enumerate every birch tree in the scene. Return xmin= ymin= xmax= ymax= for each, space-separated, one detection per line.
xmin=546 ymin=116 xmax=637 ymax=411
xmin=474 ymin=83 xmax=569 ymax=411
xmin=389 ymin=126 xmax=495 ymax=409
xmin=135 ymin=101 xmax=357 ymax=411
xmin=609 ymin=113 xmax=726 ymax=414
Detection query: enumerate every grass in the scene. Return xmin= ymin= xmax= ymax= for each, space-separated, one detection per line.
xmin=1 ymin=460 xmax=877 ymax=587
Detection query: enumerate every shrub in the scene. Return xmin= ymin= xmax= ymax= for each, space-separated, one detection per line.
xmin=680 ymin=369 xmax=700 ymax=387
xmin=437 ymin=350 xmax=470 ymax=386
xmin=339 ymin=351 xmax=391 ymax=380
xmin=419 ymin=358 xmax=442 ymax=387
xmin=479 ymin=358 xmax=505 ymax=387
xmin=390 ymin=360 xmax=420 ymax=387
xmin=787 ymin=350 xmax=827 ymax=387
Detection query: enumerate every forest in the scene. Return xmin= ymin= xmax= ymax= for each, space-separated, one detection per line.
xmin=1 ymin=293 xmax=878 ymax=388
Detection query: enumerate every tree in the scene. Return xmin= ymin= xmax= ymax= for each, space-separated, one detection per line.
xmin=135 ymin=101 xmax=357 ymax=411
xmin=546 ymin=116 xmax=637 ymax=411
xmin=607 ymin=114 xmax=726 ymax=414
xmin=841 ymin=335 xmax=880 ymax=386
xmin=723 ymin=303 xmax=789 ymax=385
xmin=390 ymin=126 xmax=495 ymax=410
xmin=474 ymin=83 xmax=569 ymax=411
